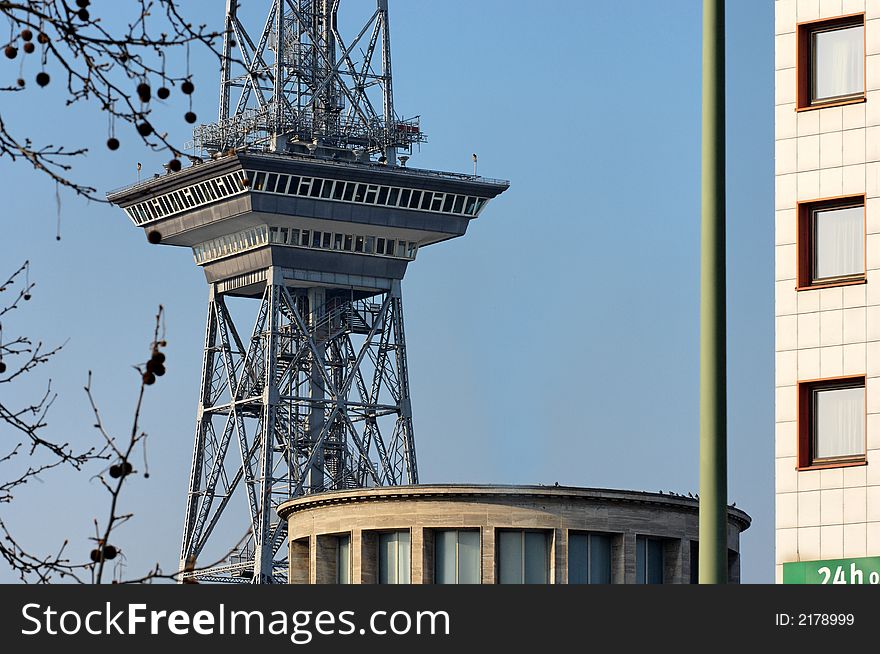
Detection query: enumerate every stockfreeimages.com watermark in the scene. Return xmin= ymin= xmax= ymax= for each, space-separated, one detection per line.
xmin=21 ymin=603 xmax=450 ymax=644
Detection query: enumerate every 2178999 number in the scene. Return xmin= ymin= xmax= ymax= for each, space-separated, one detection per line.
xmin=798 ymin=614 xmax=854 ymax=626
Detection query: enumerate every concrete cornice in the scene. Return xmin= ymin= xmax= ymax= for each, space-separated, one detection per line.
xmin=277 ymin=484 xmax=752 ymax=531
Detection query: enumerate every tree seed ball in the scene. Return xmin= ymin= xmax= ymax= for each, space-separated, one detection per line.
xmin=181 ymin=79 xmax=194 ymax=95
xmin=136 ymin=122 xmax=153 ymax=136
xmin=4 ymin=46 xmax=17 ymax=59
xmin=23 ymin=293 xmax=31 ymax=301
xmin=37 ymin=33 xmax=48 ymax=44
xmin=142 ymin=371 xmax=156 ymax=385
xmin=123 ymin=461 xmax=133 ymax=474
xmin=184 ymin=111 xmax=197 ymax=124
xmin=147 ymin=230 xmax=162 ymax=244
xmin=21 ymin=29 xmax=33 ymax=41
xmin=106 ymin=137 xmax=119 ymax=150
xmin=136 ymin=82 xmax=151 ymax=102
xmin=76 ymin=0 xmax=90 ymax=7
xmin=153 ymin=363 xmax=166 ymax=377
xmin=151 ymin=351 xmax=166 ymax=364
xmin=102 ymin=545 xmax=118 ymax=560
xmin=90 ymin=549 xmax=102 ymax=563
xmin=0 ymin=361 xmax=6 ymax=374
xmin=77 ymin=8 xmax=89 ymax=20
xmin=109 ymin=464 xmax=122 ymax=479
xmin=168 ymin=158 xmax=182 ymax=172
xmin=157 ymin=86 xmax=170 ymax=100
xmin=16 ymin=78 xmax=24 ymax=87
xmin=23 ymin=42 xmax=34 ymax=54
xmin=36 ymin=72 xmax=49 ymax=87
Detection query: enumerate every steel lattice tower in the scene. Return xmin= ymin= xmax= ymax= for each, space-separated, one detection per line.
xmin=108 ymin=0 xmax=508 ymax=583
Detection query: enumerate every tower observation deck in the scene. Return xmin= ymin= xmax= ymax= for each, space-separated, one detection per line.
xmin=108 ymin=0 xmax=508 ymax=584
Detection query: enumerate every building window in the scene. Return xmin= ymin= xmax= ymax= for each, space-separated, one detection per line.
xmin=798 ymin=376 xmax=866 ymax=469
xmin=568 ymin=532 xmax=612 ymax=584
xmin=434 ymin=530 xmax=480 ymax=584
xmin=337 ymin=534 xmax=351 ymax=584
xmin=378 ymin=531 xmax=410 ymax=584
xmin=497 ymin=530 xmax=550 ymax=584
xmin=797 ymin=196 xmax=865 ymax=289
xmin=636 ymin=537 xmax=664 ymax=584
xmin=798 ymin=15 xmax=865 ymax=109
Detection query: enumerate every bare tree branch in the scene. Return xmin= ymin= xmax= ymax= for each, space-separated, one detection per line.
xmin=0 ymin=0 xmax=228 ymax=200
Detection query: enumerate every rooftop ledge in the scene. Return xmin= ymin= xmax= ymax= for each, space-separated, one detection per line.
xmin=107 ymin=150 xmax=510 ymax=200
xmin=276 ymin=483 xmax=752 ymax=530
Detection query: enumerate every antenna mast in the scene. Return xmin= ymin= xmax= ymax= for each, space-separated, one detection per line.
xmin=196 ymin=0 xmax=424 ymax=161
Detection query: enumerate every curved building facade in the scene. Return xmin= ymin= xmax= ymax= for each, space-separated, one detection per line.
xmin=277 ymin=484 xmax=751 ymax=584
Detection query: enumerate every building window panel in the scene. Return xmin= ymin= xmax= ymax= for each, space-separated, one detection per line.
xmin=797 ymin=196 xmax=865 ymax=288
xmin=261 ymin=174 xmax=275 ymax=193
xmin=798 ymin=16 xmax=865 ymax=109
xmin=337 ymin=534 xmax=351 ymax=585
xmin=497 ymin=530 xmax=549 ymax=584
xmin=812 ymin=205 xmax=863 ymax=281
xmin=378 ymin=531 xmax=410 ymax=584
xmin=310 ymin=179 xmax=324 ymax=198
xmin=431 ymin=193 xmax=444 ymax=211
xmin=434 ymin=530 xmax=480 ymax=584
xmin=332 ymin=180 xmax=345 ymax=200
xmin=568 ymin=532 xmax=612 ymax=584
xmin=201 ymin=182 xmax=216 ymax=201
xmin=365 ymin=184 xmax=379 ymax=204
xmin=811 ymin=24 xmax=864 ymax=102
xmin=636 ymin=536 xmax=664 ymax=584
xmin=354 ymin=183 xmax=367 ymax=203
xmin=799 ymin=377 xmax=866 ymax=468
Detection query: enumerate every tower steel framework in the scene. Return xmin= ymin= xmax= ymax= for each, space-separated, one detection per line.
xmin=108 ymin=0 xmax=508 ymax=584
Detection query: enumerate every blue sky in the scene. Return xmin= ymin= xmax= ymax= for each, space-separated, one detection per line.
xmin=0 ymin=0 xmax=774 ymax=582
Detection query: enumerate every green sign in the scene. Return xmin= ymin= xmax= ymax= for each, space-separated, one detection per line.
xmin=783 ymin=556 xmax=880 ymax=584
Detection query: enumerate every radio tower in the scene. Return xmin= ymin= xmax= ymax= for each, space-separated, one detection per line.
xmin=108 ymin=0 xmax=508 ymax=583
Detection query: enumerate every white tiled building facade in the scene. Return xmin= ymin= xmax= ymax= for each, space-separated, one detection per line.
xmin=776 ymin=0 xmax=880 ymax=584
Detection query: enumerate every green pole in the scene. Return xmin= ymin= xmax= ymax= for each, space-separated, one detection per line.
xmin=699 ymin=0 xmax=727 ymax=584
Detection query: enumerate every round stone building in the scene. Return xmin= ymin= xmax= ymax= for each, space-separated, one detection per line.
xmin=277 ymin=484 xmax=751 ymax=584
